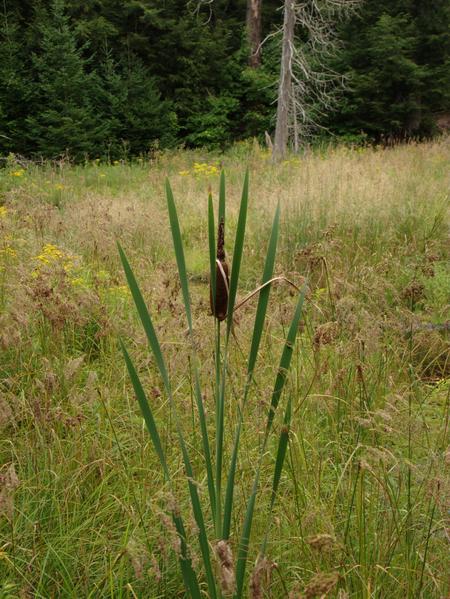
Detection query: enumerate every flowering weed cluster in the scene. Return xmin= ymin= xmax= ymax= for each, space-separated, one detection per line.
xmin=179 ymin=162 xmax=220 ymax=178
xmin=33 ymin=243 xmax=75 ymax=276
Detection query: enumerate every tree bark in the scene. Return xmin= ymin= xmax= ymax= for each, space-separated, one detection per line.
xmin=246 ymin=0 xmax=262 ymax=68
xmin=273 ymin=0 xmax=295 ymax=161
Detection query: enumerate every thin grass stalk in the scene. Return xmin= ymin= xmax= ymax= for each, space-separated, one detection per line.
xmin=357 ymin=465 xmax=367 ymax=597
xmin=216 ymin=320 xmax=225 ymax=539
xmin=407 ymin=364 xmax=414 ymax=597
xmin=417 ymin=482 xmax=438 ymax=596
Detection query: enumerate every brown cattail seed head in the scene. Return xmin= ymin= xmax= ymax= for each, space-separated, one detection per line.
xmin=210 ymin=218 xmax=229 ymax=321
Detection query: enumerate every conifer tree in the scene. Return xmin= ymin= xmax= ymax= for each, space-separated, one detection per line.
xmin=91 ymin=49 xmax=127 ymax=158
xmin=26 ymin=0 xmax=101 ymax=160
xmin=0 ymin=8 xmax=29 ymax=155
xmin=121 ymin=56 xmax=178 ymax=155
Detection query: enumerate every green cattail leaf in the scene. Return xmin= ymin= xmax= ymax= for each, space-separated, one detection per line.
xmin=178 ymin=431 xmax=218 ymax=599
xmin=120 ymin=339 xmax=169 ymax=480
xmin=166 ymin=181 xmax=218 ymax=598
xmin=168 ymin=184 xmax=216 ymax=525
xmin=247 ymin=202 xmax=280 ymax=377
xmin=226 ymin=170 xmax=249 ymax=337
xmin=117 ymin=242 xmax=170 ymax=394
xmin=166 ymin=179 xmax=193 ymax=333
xmin=234 ymin=472 xmax=259 ymax=599
xmin=208 ymin=193 xmax=217 ymax=315
xmin=266 ymin=284 xmax=306 ymax=435
xmin=172 ymin=514 xmax=203 ymax=599
xmin=271 ymin=395 xmax=292 ymax=506
xmin=222 ymin=204 xmax=280 ymax=540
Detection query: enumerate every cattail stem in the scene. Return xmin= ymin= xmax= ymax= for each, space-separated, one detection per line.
xmin=215 ymin=319 xmax=223 ymax=539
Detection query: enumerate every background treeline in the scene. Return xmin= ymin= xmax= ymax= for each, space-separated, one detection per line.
xmin=0 ymin=0 xmax=449 ymax=160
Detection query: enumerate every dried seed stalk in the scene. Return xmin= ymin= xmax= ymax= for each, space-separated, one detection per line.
xmin=215 ymin=540 xmax=235 ymax=595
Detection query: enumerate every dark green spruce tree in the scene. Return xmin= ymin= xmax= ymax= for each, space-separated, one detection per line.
xmin=26 ymin=0 xmax=103 ymax=160
xmin=333 ymin=0 xmax=450 ymax=140
xmin=0 ymin=7 xmax=29 ymax=155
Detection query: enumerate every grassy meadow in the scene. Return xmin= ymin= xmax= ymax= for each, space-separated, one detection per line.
xmin=0 ymin=139 xmax=449 ymax=598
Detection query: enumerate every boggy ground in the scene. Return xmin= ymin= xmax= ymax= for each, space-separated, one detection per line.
xmin=0 ymin=139 xmax=449 ymax=598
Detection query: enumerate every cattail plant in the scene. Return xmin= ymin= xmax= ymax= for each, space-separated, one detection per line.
xmin=118 ymin=171 xmax=307 ymax=598
xmin=210 ymin=217 xmax=229 ymax=322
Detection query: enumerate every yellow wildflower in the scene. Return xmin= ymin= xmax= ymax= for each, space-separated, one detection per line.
xmin=191 ymin=162 xmax=219 ymax=177
xmin=0 ymin=206 xmax=7 ymax=219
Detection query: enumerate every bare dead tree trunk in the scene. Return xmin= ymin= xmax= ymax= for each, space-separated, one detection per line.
xmin=272 ymin=0 xmax=359 ymax=162
xmin=273 ymin=0 xmax=295 ymax=161
xmin=246 ymin=0 xmax=262 ymax=68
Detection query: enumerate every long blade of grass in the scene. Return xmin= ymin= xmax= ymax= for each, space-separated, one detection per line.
xmin=178 ymin=431 xmax=218 ymax=599
xmin=193 ymin=365 xmax=216 ymax=520
xmin=208 ymin=192 xmax=217 ymax=315
xmin=172 ymin=513 xmax=203 ymax=599
xmin=234 ymin=285 xmax=307 ymax=598
xmin=120 ymin=339 xmax=169 ymax=480
xmin=222 ymin=204 xmax=280 ymax=540
xmin=117 ymin=242 xmax=170 ymax=393
xmin=247 ymin=202 xmax=280 ymax=378
xmin=265 ymin=285 xmax=306 ymax=435
xmin=166 ymin=179 xmax=193 ymax=333
xmin=226 ymin=169 xmax=248 ymax=338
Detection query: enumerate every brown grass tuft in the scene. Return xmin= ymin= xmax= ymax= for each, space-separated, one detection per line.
xmin=215 ymin=540 xmax=235 ymax=595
